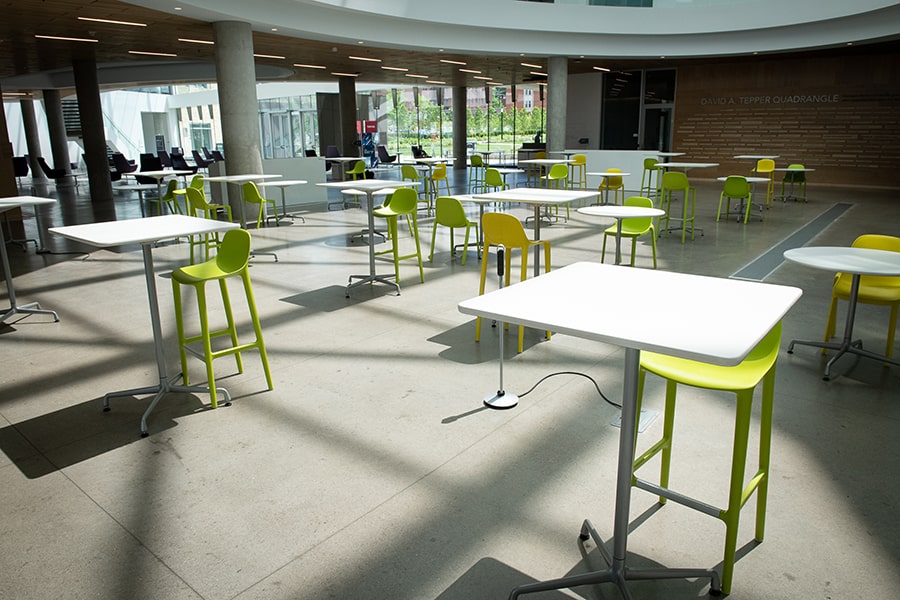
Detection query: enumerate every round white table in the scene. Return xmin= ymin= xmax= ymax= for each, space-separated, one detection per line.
xmin=578 ymin=205 xmax=664 ymax=265
xmin=784 ymin=246 xmax=900 ymax=380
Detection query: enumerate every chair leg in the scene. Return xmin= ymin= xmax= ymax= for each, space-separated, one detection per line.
xmin=824 ymin=295 xmax=840 ymax=350
xmin=411 ymin=213 xmax=424 ymax=283
xmin=172 ymin=280 xmax=190 ymax=387
xmin=241 ymin=270 xmax=273 ymax=390
xmin=721 ymin=387 xmax=754 ymax=596
xmin=755 ymin=367 xmax=776 ymax=541
xmin=601 ymin=232 xmax=609 ymax=264
xmin=650 ymin=227 xmax=658 ymax=269
xmin=429 ymin=224 xmax=438 ymax=262
xmin=886 ymin=304 xmax=899 ymax=358
xmin=518 ymin=250 xmax=527 ymax=352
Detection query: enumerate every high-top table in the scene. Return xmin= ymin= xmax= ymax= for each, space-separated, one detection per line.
xmin=132 ymin=170 xmax=194 ymax=212
xmin=318 ymin=179 xmax=421 ymax=297
xmin=256 ymin=179 xmax=309 ymax=223
xmin=774 ymin=166 xmax=815 ymax=202
xmin=587 ymin=171 xmax=632 ymax=205
xmin=519 ymin=158 xmax=573 ymax=187
xmin=0 ymin=196 xmax=59 ymax=324
xmin=50 ymin=215 xmax=240 ymax=436
xmin=577 ymin=205 xmax=664 ymax=265
xmin=204 ymin=173 xmax=283 ymax=228
xmin=784 ymin=246 xmax=900 ymax=380
xmin=472 ymin=187 xmax=600 ymax=276
xmin=458 ymin=262 xmax=802 ymax=600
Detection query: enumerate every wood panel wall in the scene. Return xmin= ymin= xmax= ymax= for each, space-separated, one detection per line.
xmin=671 ymin=49 xmax=900 ymax=188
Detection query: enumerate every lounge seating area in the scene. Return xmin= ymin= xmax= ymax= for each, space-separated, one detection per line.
xmin=3 ymin=171 xmax=899 ymax=599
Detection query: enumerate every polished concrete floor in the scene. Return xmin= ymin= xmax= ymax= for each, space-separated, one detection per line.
xmin=2 ymin=170 xmax=899 ymax=600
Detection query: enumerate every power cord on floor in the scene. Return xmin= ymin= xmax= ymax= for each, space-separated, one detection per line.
xmin=516 ymin=371 xmax=621 ymax=409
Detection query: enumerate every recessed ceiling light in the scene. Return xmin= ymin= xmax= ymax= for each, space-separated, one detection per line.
xmin=473 ymin=75 xmax=492 ymax=80
xmin=357 ymin=40 xmax=364 ymax=44
xmin=440 ymin=59 xmax=466 ymax=65
xmin=77 ymin=16 xmax=147 ymax=27
xmin=35 ymin=34 xmax=98 ymax=43
xmin=178 ymin=38 xmax=214 ymax=45
xmin=592 ymin=66 xmax=610 ymax=72
xmin=254 ymin=53 xmax=285 ymax=59
xmin=174 ymin=6 xmax=182 ymax=10
xmin=405 ymin=74 xmax=429 ymax=78
xmin=381 ymin=66 xmax=408 ymax=71
xmin=295 ymin=63 xmax=327 ymax=69
xmin=129 ymin=50 xmax=177 ymax=57
xmin=349 ymin=56 xmax=382 ymax=62
xmin=459 ymin=68 xmax=481 ymax=74
xmin=331 ymin=72 xmax=359 ymax=77
xmin=426 ymin=80 xmax=446 ymax=84
xmin=271 ymin=28 xmax=278 ymax=32
xmin=521 ymin=62 xmax=542 ymax=69
xmin=487 ymin=82 xmax=505 ymax=86
xmin=530 ymin=71 xmax=548 ymax=77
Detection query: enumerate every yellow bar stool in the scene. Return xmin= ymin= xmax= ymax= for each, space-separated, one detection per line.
xmin=751 ymin=158 xmax=776 ymax=206
xmin=598 ymin=167 xmax=625 ymax=205
xmin=640 ymin=157 xmax=660 ymax=198
xmin=476 ymin=212 xmax=551 ymax=353
xmin=633 ymin=322 xmax=783 ymax=596
xmin=171 ymin=228 xmax=273 ymax=409
xmin=373 ymin=187 xmax=424 ymax=284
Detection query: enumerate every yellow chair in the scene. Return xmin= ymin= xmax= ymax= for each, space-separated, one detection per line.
xmin=526 ymin=151 xmax=547 ymax=186
xmin=633 ymin=322 xmax=783 ymax=596
xmin=640 ymin=157 xmax=660 ymax=198
xmin=428 ymin=163 xmax=452 ymax=210
xmin=752 ymin=158 xmax=776 ymax=206
xmin=241 ymin=181 xmax=279 ymax=229
xmin=373 ymin=187 xmax=424 ymax=284
xmin=598 ymin=167 xmax=625 ymax=205
xmin=570 ymin=153 xmax=587 ymax=189
xmin=469 ymin=154 xmax=486 ymax=193
xmin=659 ymin=170 xmax=701 ymax=243
xmin=185 ymin=186 xmax=234 ymax=264
xmin=780 ymin=164 xmax=808 ymax=202
xmin=476 ymin=212 xmax=551 ymax=353
xmin=824 ymin=234 xmax=900 ymax=358
xmin=601 ymin=196 xmax=657 ymax=268
xmin=429 ymin=196 xmax=479 ymax=265
xmin=171 ymin=228 xmax=273 ymax=409
xmin=717 ymin=176 xmax=754 ymax=224
xmin=345 ymin=160 xmax=366 ymax=181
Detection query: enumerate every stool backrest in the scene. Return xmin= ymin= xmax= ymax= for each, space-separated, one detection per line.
xmin=661 ymin=170 xmax=689 ymax=192
xmin=723 ymin=175 xmax=750 ymax=198
xmin=435 ymin=196 xmax=468 ymax=228
xmin=385 ymin=187 xmax=418 ymax=214
xmin=483 ymin=212 xmax=531 ymax=248
xmin=217 ymin=229 xmax=251 ymax=273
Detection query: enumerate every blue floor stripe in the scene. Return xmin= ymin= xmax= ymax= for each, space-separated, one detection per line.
xmin=731 ymin=203 xmax=853 ymax=281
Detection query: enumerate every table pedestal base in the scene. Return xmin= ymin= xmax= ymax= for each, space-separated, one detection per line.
xmin=346 ymin=273 xmax=400 ymax=298
xmin=509 ymin=518 xmax=721 ymax=599
xmin=104 ymin=376 xmax=231 ymax=438
xmin=1 ymin=301 xmax=60 ymax=324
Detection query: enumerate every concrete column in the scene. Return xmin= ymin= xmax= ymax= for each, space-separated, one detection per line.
xmin=338 ymin=76 xmax=358 ymax=157
xmin=42 ymin=89 xmax=74 ymax=186
xmin=73 ymin=57 xmax=114 ymax=204
xmin=213 ymin=20 xmax=263 ymax=179
xmin=19 ymin=98 xmax=47 ymax=184
xmin=547 ymin=56 xmax=568 ymax=154
xmin=452 ymin=86 xmax=468 ymax=171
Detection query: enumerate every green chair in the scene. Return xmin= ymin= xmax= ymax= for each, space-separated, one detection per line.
xmin=717 ymin=176 xmax=754 ymax=224
xmin=185 ymin=186 xmax=233 ymax=264
xmin=476 ymin=212 xmax=551 ymax=353
xmin=640 ymin=157 xmax=660 ymax=197
xmin=601 ymin=196 xmax=657 ymax=268
xmin=543 ymin=163 xmax=570 ymax=220
xmin=373 ymin=187 xmax=424 ymax=284
xmin=345 ymin=159 xmax=366 ymax=181
xmin=659 ymin=170 xmax=701 ymax=243
xmin=171 ymin=228 xmax=273 ymax=409
xmin=148 ymin=179 xmax=181 ymax=216
xmin=483 ymin=168 xmax=508 ymax=193
xmin=780 ymin=164 xmax=807 ymax=202
xmin=570 ymin=153 xmax=587 ymax=189
xmin=401 ymin=164 xmax=428 ymax=212
xmin=469 ymin=154 xmax=486 ymax=193
xmin=824 ymin=234 xmax=900 ymax=358
xmin=633 ymin=322 xmax=783 ymax=596
xmin=241 ymin=181 xmax=279 ymax=229
xmin=429 ymin=196 xmax=479 ymax=265
xmin=598 ymin=167 xmax=625 ymax=205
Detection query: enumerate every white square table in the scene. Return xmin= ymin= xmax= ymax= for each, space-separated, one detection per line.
xmin=459 ymin=262 xmax=801 ymax=599
xmin=132 ymin=170 xmax=194 ymax=212
xmin=472 ymin=187 xmax=600 ymax=276
xmin=577 ymin=205 xmax=664 ymax=265
xmin=0 ymin=196 xmax=59 ymax=324
xmin=318 ymin=179 xmax=421 ymax=297
xmin=50 ymin=215 xmax=240 ymax=436
xmin=256 ymin=179 xmax=309 ymax=223
xmin=204 ymin=173 xmax=283 ymax=228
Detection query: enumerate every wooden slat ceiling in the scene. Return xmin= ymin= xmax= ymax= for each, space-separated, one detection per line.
xmin=0 ymin=0 xmax=555 ymax=91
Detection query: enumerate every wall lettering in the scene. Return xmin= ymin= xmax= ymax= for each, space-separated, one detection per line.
xmin=701 ymin=94 xmax=840 ymax=106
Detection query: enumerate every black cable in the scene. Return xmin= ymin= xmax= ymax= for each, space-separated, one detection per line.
xmin=516 ymin=371 xmax=621 ymax=409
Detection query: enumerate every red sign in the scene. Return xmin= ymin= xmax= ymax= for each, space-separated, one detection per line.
xmin=357 ymin=120 xmax=377 ymax=133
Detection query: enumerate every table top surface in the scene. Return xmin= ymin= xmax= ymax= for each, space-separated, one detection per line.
xmin=413 ymin=157 xmax=449 ymax=164
xmin=473 ymin=187 xmax=600 ymax=205
xmin=0 ymin=195 xmax=56 ymax=210
xmin=204 ymin=173 xmax=283 ymax=183
xmin=734 ymin=154 xmax=780 ymax=159
xmin=133 ymin=170 xmax=193 ymax=178
xmin=587 ymin=171 xmax=632 ymax=177
xmin=50 ymin=214 xmax=239 ymax=247
xmin=657 ymin=162 xmax=720 ymax=169
xmin=519 ymin=158 xmax=574 ymax=165
xmin=577 ymin=205 xmax=665 ymax=219
xmin=459 ymin=261 xmax=801 ymax=365
xmin=492 ymin=168 xmax=525 ymax=175
xmin=655 ymin=151 xmax=685 ymax=157
xmin=774 ymin=167 xmax=816 ymax=172
xmin=784 ymin=246 xmax=900 ymax=276
xmin=318 ymin=179 xmax=419 ymax=192
xmin=717 ymin=176 xmax=772 ymax=183
xmin=115 ymin=183 xmax=159 ymax=190
xmin=256 ymin=179 xmax=309 ymax=187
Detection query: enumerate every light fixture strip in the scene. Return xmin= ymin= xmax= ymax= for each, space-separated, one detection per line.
xmin=521 ymin=62 xmax=542 ymax=68
xmin=295 ymin=63 xmax=327 ymax=69
xmin=530 ymin=71 xmax=548 ymax=77
xmin=439 ymin=59 xmax=466 ymax=65
xmin=381 ymin=66 xmax=408 ymax=72
xmin=349 ymin=56 xmax=382 ymax=62
xmin=592 ymin=66 xmax=610 ymax=72
xmin=405 ymin=74 xmax=429 ymax=78
xmin=34 ymin=34 xmax=98 ymax=43
xmin=426 ymin=80 xmax=446 ymax=84
xmin=254 ymin=53 xmax=286 ymax=59
xmin=178 ymin=38 xmax=215 ymax=45
xmin=331 ymin=72 xmax=359 ymax=77
xmin=459 ymin=68 xmax=481 ymax=74
xmin=77 ymin=16 xmax=147 ymax=27
xmin=473 ymin=76 xmax=492 ymax=80
xmin=129 ymin=50 xmax=177 ymax=57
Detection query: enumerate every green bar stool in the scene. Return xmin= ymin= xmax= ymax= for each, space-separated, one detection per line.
xmin=171 ymin=228 xmax=273 ymax=409
xmin=373 ymin=187 xmax=424 ymax=284
xmin=429 ymin=196 xmax=479 ymax=265
xmin=633 ymin=322 xmax=783 ymax=595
